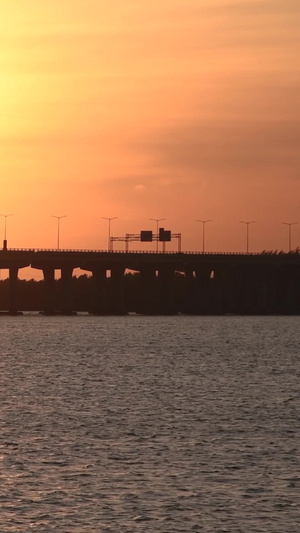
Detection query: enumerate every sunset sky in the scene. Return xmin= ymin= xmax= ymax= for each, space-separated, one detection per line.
xmin=1 ymin=0 xmax=300 ymax=268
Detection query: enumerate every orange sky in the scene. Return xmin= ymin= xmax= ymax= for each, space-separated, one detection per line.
xmin=1 ymin=0 xmax=300 ymax=276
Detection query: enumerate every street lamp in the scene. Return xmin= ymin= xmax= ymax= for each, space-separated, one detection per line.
xmin=52 ymin=215 xmax=67 ymax=250
xmin=240 ymin=220 xmax=255 ymax=253
xmin=102 ymin=217 xmax=118 ymax=251
xmin=150 ymin=218 xmax=165 ymax=252
xmin=282 ymin=222 xmax=297 ymax=252
xmin=196 ymin=219 xmax=212 ymax=253
xmin=0 ymin=213 xmax=14 ymax=248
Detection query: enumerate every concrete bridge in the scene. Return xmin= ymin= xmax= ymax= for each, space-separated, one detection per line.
xmin=1 ymin=248 xmax=300 ymax=315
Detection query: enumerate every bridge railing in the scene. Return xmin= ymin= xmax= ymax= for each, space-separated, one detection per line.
xmin=1 ymin=247 xmax=276 ymax=256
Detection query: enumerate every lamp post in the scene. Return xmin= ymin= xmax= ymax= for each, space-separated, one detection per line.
xmin=240 ymin=220 xmax=255 ymax=253
xmin=282 ymin=222 xmax=297 ymax=252
xmin=196 ymin=219 xmax=212 ymax=253
xmin=102 ymin=217 xmax=118 ymax=251
xmin=52 ymin=215 xmax=67 ymax=250
xmin=150 ymin=218 xmax=165 ymax=252
xmin=0 ymin=213 xmax=14 ymax=248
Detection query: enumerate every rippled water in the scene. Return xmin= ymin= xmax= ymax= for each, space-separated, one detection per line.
xmin=0 ymin=315 xmax=299 ymax=532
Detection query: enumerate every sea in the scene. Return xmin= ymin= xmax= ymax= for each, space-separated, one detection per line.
xmin=0 ymin=315 xmax=299 ymax=532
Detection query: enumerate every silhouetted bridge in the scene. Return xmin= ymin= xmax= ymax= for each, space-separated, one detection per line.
xmin=1 ymin=248 xmax=300 ymax=315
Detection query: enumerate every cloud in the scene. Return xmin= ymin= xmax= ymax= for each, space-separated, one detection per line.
xmin=99 ymin=174 xmax=174 ymax=189
xmin=132 ymin=118 xmax=300 ymax=182
xmin=2 ymin=0 xmax=299 ymax=77
xmin=207 ymin=0 xmax=300 ymax=16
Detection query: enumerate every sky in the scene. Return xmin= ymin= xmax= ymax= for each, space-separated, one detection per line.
xmin=1 ymin=0 xmax=300 ymax=274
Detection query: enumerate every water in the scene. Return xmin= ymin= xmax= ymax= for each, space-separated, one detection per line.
xmin=0 ymin=315 xmax=299 ymax=532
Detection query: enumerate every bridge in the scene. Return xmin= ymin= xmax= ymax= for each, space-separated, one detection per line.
xmin=1 ymin=248 xmax=300 ymax=315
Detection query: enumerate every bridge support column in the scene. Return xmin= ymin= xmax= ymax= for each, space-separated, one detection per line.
xmin=9 ymin=267 xmax=19 ymax=315
xmin=264 ymin=269 xmax=277 ymax=314
xmin=109 ymin=266 xmax=126 ymax=315
xmin=157 ymin=267 xmax=175 ymax=314
xmin=252 ymin=268 xmax=272 ymax=314
xmin=139 ymin=266 xmax=157 ymax=314
xmin=61 ymin=266 xmax=74 ymax=315
xmin=184 ymin=269 xmax=196 ymax=314
xmin=195 ymin=267 xmax=212 ymax=314
xmin=210 ymin=268 xmax=224 ymax=314
xmin=294 ymin=270 xmax=300 ymax=314
xmin=252 ymin=269 xmax=263 ymax=314
xmin=224 ymin=267 xmax=238 ymax=314
xmin=256 ymin=269 xmax=268 ymax=314
xmin=279 ymin=267 xmax=298 ymax=314
xmin=233 ymin=269 xmax=243 ymax=313
xmin=43 ymin=267 xmax=56 ymax=315
xmin=92 ymin=267 xmax=107 ymax=314
xmin=235 ymin=268 xmax=254 ymax=314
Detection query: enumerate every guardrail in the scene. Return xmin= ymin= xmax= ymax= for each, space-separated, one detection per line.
xmin=1 ymin=248 xmax=298 ymax=256
xmin=1 ymin=248 xmax=265 ymax=255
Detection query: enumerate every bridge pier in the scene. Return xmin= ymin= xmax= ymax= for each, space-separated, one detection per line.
xmin=293 ymin=269 xmax=300 ymax=314
xmin=61 ymin=266 xmax=74 ymax=315
xmin=277 ymin=266 xmax=299 ymax=314
xmin=92 ymin=267 xmax=107 ymax=314
xmin=109 ymin=266 xmax=126 ymax=314
xmin=91 ymin=266 xmax=126 ymax=315
xmin=195 ymin=267 xmax=213 ymax=314
xmin=139 ymin=266 xmax=157 ymax=314
xmin=43 ymin=267 xmax=56 ymax=315
xmin=211 ymin=268 xmax=225 ymax=314
xmin=234 ymin=268 xmax=252 ymax=314
xmin=252 ymin=269 xmax=265 ymax=314
xmin=9 ymin=267 xmax=19 ymax=315
xmin=257 ymin=269 xmax=269 ymax=313
xmin=255 ymin=268 xmax=277 ymax=314
xmin=157 ymin=266 xmax=175 ymax=314
xmin=224 ymin=267 xmax=239 ymax=313
xmin=183 ymin=268 xmax=196 ymax=314
xmin=294 ymin=270 xmax=300 ymax=314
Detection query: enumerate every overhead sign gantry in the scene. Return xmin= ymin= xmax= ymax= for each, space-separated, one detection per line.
xmin=110 ymin=228 xmax=181 ymax=252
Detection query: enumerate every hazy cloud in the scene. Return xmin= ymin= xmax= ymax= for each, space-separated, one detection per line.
xmin=2 ymin=0 xmax=299 ymax=76
xmin=134 ymin=118 xmax=300 ymax=180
